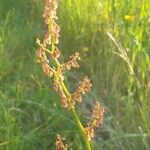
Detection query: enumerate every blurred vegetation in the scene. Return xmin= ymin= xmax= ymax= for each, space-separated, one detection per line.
xmin=0 ymin=0 xmax=149 ymax=149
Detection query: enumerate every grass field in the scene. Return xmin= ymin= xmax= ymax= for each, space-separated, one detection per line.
xmin=0 ymin=0 xmax=150 ymax=149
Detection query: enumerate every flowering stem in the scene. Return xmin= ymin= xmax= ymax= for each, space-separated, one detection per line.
xmin=49 ymin=41 xmax=92 ymax=150
xmin=60 ymin=77 xmax=92 ymax=149
xmin=37 ymin=1 xmax=104 ymax=149
xmin=38 ymin=28 xmax=92 ymax=149
xmin=55 ymin=58 xmax=92 ymax=150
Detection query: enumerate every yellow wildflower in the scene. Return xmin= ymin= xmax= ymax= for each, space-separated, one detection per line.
xmin=124 ymin=15 xmax=134 ymax=21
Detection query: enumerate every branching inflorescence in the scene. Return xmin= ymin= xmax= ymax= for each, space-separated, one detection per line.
xmin=36 ymin=0 xmax=105 ymax=149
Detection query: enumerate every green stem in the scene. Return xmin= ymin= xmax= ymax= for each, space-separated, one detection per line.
xmin=71 ymin=108 xmax=92 ymax=150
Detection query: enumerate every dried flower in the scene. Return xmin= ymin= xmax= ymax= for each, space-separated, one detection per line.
xmin=44 ymin=31 xmax=52 ymax=45
xmin=36 ymin=44 xmax=54 ymax=77
xmin=84 ymin=127 xmax=95 ymax=141
xmin=56 ymin=67 xmax=64 ymax=81
xmin=92 ymin=102 xmax=105 ymax=127
xmin=84 ymin=102 xmax=105 ymax=141
xmin=53 ymin=22 xmax=60 ymax=44
xmin=42 ymin=63 xmax=54 ymax=77
xmin=64 ymin=52 xmax=80 ymax=70
xmin=52 ymin=47 xmax=61 ymax=58
xmin=56 ymin=134 xmax=68 ymax=150
xmin=43 ymin=0 xmax=58 ymax=24
xmin=36 ymin=48 xmax=48 ymax=63
xmin=53 ymin=78 xmax=62 ymax=91
xmin=43 ymin=0 xmax=60 ymax=44
xmin=72 ymin=76 xmax=92 ymax=104
xmin=77 ymin=76 xmax=92 ymax=94
xmin=72 ymin=92 xmax=82 ymax=103
xmin=81 ymin=76 xmax=92 ymax=93
xmin=60 ymin=90 xmax=69 ymax=108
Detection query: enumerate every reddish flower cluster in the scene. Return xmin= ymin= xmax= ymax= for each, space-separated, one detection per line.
xmin=36 ymin=41 xmax=54 ymax=78
xmin=44 ymin=22 xmax=60 ymax=45
xmin=84 ymin=126 xmax=95 ymax=141
xmin=43 ymin=0 xmax=60 ymax=45
xmin=43 ymin=0 xmax=58 ymax=24
xmin=91 ymin=102 xmax=105 ymax=127
xmin=41 ymin=62 xmax=54 ymax=77
xmin=55 ymin=134 xmax=68 ymax=150
xmin=52 ymin=47 xmax=61 ymax=58
xmin=52 ymin=23 xmax=60 ymax=44
xmin=64 ymin=52 xmax=80 ymax=70
xmin=44 ymin=31 xmax=52 ymax=45
xmin=59 ymin=90 xmax=69 ymax=108
xmin=36 ymin=46 xmax=48 ymax=63
xmin=72 ymin=76 xmax=92 ymax=103
xmin=84 ymin=102 xmax=105 ymax=141
xmin=53 ymin=75 xmax=92 ymax=108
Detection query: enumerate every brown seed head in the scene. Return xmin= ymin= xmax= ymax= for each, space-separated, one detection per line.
xmin=78 ymin=76 xmax=92 ymax=94
xmin=44 ymin=31 xmax=52 ymax=45
xmin=56 ymin=134 xmax=68 ymax=150
xmin=53 ymin=78 xmax=62 ymax=91
xmin=42 ymin=63 xmax=54 ymax=77
xmin=43 ymin=0 xmax=60 ymax=44
xmin=72 ymin=92 xmax=82 ymax=103
xmin=92 ymin=102 xmax=105 ymax=127
xmin=64 ymin=52 xmax=80 ymax=70
xmin=36 ymin=48 xmax=48 ymax=63
xmin=84 ymin=127 xmax=95 ymax=141
xmin=84 ymin=102 xmax=105 ymax=141
xmin=53 ymin=22 xmax=60 ymax=44
xmin=72 ymin=76 xmax=92 ymax=104
xmin=60 ymin=90 xmax=68 ymax=108
xmin=43 ymin=0 xmax=58 ymax=24
xmin=52 ymin=47 xmax=61 ymax=58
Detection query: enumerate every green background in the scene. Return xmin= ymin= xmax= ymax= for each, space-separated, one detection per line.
xmin=0 ymin=0 xmax=149 ymax=149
